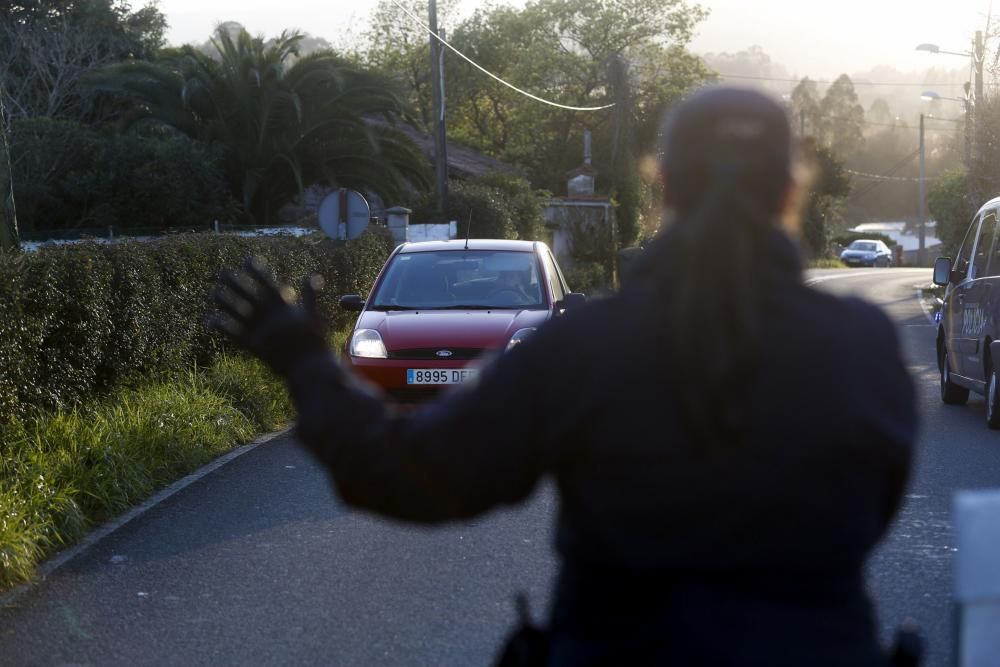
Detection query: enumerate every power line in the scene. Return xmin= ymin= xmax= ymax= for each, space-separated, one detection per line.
xmin=717 ymin=73 xmax=967 ymax=88
xmin=387 ymin=0 xmax=614 ymax=112
xmin=850 ymin=149 xmax=921 ymax=201
xmin=845 ymin=168 xmax=939 ymax=182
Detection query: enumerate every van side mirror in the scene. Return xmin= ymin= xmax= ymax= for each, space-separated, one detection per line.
xmin=339 ymin=294 xmax=365 ymax=311
xmin=556 ymin=292 xmax=586 ymax=312
xmin=933 ymin=257 xmax=952 ymax=286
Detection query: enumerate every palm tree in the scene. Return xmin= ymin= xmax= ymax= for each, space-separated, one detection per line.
xmin=88 ymin=28 xmax=429 ymax=224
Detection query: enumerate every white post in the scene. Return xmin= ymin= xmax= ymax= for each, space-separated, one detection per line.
xmin=954 ymin=488 xmax=1000 ymax=666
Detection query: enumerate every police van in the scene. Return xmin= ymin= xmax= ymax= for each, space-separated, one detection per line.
xmin=934 ymin=195 xmax=1000 ymax=428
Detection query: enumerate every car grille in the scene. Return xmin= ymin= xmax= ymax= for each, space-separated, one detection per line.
xmin=384 ymin=386 xmax=442 ymax=403
xmin=387 ymin=347 xmax=485 ymax=360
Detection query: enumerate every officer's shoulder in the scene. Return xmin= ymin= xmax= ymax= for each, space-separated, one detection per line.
xmin=533 ymin=291 xmax=630 ymax=347
xmin=797 ymin=283 xmax=897 ymax=345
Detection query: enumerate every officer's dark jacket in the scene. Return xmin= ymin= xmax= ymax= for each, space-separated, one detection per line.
xmin=289 ymin=228 xmax=917 ymax=666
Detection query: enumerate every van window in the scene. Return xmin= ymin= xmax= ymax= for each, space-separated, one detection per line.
xmin=972 ymin=211 xmax=996 ymax=279
xmin=955 ymin=214 xmax=982 ymax=279
xmin=984 ymin=211 xmax=1000 ymax=277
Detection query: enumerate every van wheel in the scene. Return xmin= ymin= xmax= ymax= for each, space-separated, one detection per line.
xmin=941 ymin=350 xmax=970 ymax=405
xmin=988 ymin=369 xmax=1000 ymax=429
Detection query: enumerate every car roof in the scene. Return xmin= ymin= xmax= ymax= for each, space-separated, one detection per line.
xmin=396 ymin=239 xmax=541 ymax=253
xmin=851 ymin=239 xmax=882 ymax=244
xmin=979 ymin=196 xmax=1000 ymax=214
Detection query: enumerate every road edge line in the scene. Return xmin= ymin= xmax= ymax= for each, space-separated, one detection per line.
xmin=916 ymin=288 xmax=937 ymax=326
xmin=0 ymin=426 xmax=292 ymax=608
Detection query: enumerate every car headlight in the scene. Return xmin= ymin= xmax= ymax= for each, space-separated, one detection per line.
xmin=350 ymin=329 xmax=388 ymax=358
xmin=506 ymin=327 xmax=536 ymax=352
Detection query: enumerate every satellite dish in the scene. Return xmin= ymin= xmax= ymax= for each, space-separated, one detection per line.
xmin=318 ymin=189 xmax=371 ymax=240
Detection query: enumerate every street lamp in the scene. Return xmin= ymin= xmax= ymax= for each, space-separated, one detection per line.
xmin=921 ymin=90 xmax=968 ymax=105
xmin=917 ymin=32 xmax=985 ymax=179
xmin=916 ymin=43 xmax=973 ymax=58
xmin=921 ymin=88 xmax=972 ymax=166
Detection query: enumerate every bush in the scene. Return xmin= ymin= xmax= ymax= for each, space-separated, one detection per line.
xmin=411 ymin=181 xmax=517 ymax=239
xmin=563 ymin=260 xmax=613 ymax=295
xmin=0 ymin=228 xmax=395 ymax=421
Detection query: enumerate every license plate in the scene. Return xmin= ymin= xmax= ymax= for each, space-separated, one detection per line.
xmin=406 ymin=368 xmax=479 ymax=385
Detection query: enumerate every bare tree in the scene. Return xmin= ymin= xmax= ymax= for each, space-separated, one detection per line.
xmin=0 ymin=17 xmax=113 ymax=120
xmin=0 ymin=85 xmax=19 ymax=249
xmin=0 ymin=0 xmax=165 ymax=121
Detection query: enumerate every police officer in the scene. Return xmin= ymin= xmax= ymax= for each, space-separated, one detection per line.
xmin=211 ymin=87 xmax=916 ymax=665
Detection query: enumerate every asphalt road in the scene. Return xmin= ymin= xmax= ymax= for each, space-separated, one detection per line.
xmin=1 ymin=267 xmax=995 ymax=667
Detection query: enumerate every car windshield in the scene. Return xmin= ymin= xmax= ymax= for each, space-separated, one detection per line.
xmin=368 ymin=250 xmax=546 ymax=310
xmin=849 ymin=242 xmax=878 ymax=251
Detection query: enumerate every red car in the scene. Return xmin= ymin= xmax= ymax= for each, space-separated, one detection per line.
xmin=339 ymin=239 xmax=585 ymax=402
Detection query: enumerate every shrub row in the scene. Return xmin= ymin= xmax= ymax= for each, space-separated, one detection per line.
xmin=0 ymin=229 xmax=394 ymax=421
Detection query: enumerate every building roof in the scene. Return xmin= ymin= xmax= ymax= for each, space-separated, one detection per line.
xmin=849 ymin=222 xmax=941 ymax=252
xmin=369 ymin=119 xmax=521 ymax=178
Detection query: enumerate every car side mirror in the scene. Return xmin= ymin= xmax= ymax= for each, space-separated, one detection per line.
xmin=339 ymin=294 xmax=365 ymax=311
xmin=556 ymin=292 xmax=586 ymax=312
xmin=932 ymin=257 xmax=952 ymax=286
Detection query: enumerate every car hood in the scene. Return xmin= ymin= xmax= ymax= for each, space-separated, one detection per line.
xmin=356 ymin=309 xmax=551 ymax=350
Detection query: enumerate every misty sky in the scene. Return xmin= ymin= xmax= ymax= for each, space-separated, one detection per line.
xmin=159 ymin=0 xmax=992 ymax=80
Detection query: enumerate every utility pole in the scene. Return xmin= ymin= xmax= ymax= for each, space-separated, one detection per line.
xmin=975 ymin=31 xmax=985 ymax=106
xmin=0 ymin=84 xmax=19 ymax=251
xmin=918 ymin=113 xmax=927 ymax=267
xmin=428 ymin=0 xmax=448 ymax=223
xmin=964 ymin=81 xmax=973 ymax=168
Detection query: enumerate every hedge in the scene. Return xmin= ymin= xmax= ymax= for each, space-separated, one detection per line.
xmin=0 ymin=229 xmax=395 ymax=422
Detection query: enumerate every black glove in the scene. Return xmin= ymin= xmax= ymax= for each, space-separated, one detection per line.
xmin=207 ymin=257 xmax=330 ymax=379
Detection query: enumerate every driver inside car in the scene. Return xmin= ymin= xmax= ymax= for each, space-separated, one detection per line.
xmin=491 ymin=269 xmax=533 ymax=304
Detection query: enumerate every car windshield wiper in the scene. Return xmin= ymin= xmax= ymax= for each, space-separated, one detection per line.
xmin=429 ymin=304 xmax=501 ymax=310
xmin=367 ymin=304 xmax=421 ymax=311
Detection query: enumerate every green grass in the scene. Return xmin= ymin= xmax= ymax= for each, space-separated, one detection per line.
xmin=0 ymin=354 xmax=294 ymax=591
xmin=807 ymin=258 xmax=848 ymax=269
xmin=0 ymin=325 xmax=360 ymax=591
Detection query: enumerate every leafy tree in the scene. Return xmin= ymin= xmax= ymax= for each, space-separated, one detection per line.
xmin=359 ymin=0 xmax=711 ymax=248
xmin=87 ymin=27 xmax=429 ymax=224
xmin=800 ymin=139 xmax=851 ymax=258
xmin=0 ymin=0 xmax=166 ymax=121
xmin=868 ymin=98 xmax=893 ymax=124
xmin=819 ymin=74 xmax=865 ymax=158
xmin=789 ymin=77 xmax=822 ymax=137
xmin=928 ymin=168 xmax=976 ymax=257
xmin=970 ymin=96 xmax=1000 ymax=205
xmin=9 ymin=118 xmax=236 ymax=235
xmin=470 ymin=172 xmax=549 ymax=241
xmin=357 ymin=0 xmax=458 ymax=132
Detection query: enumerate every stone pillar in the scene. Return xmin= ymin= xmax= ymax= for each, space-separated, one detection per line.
xmin=385 ymin=206 xmax=411 ymax=244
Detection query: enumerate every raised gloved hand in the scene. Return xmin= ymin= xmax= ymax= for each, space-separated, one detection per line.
xmin=207 ymin=258 xmax=330 ymax=379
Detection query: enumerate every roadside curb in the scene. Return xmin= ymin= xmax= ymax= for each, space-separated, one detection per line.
xmin=0 ymin=426 xmax=292 ymax=608
xmin=916 ymin=288 xmax=938 ymax=326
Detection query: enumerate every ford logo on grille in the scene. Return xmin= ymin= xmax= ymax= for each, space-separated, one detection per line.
xmin=436 ymin=350 xmax=453 ymax=358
